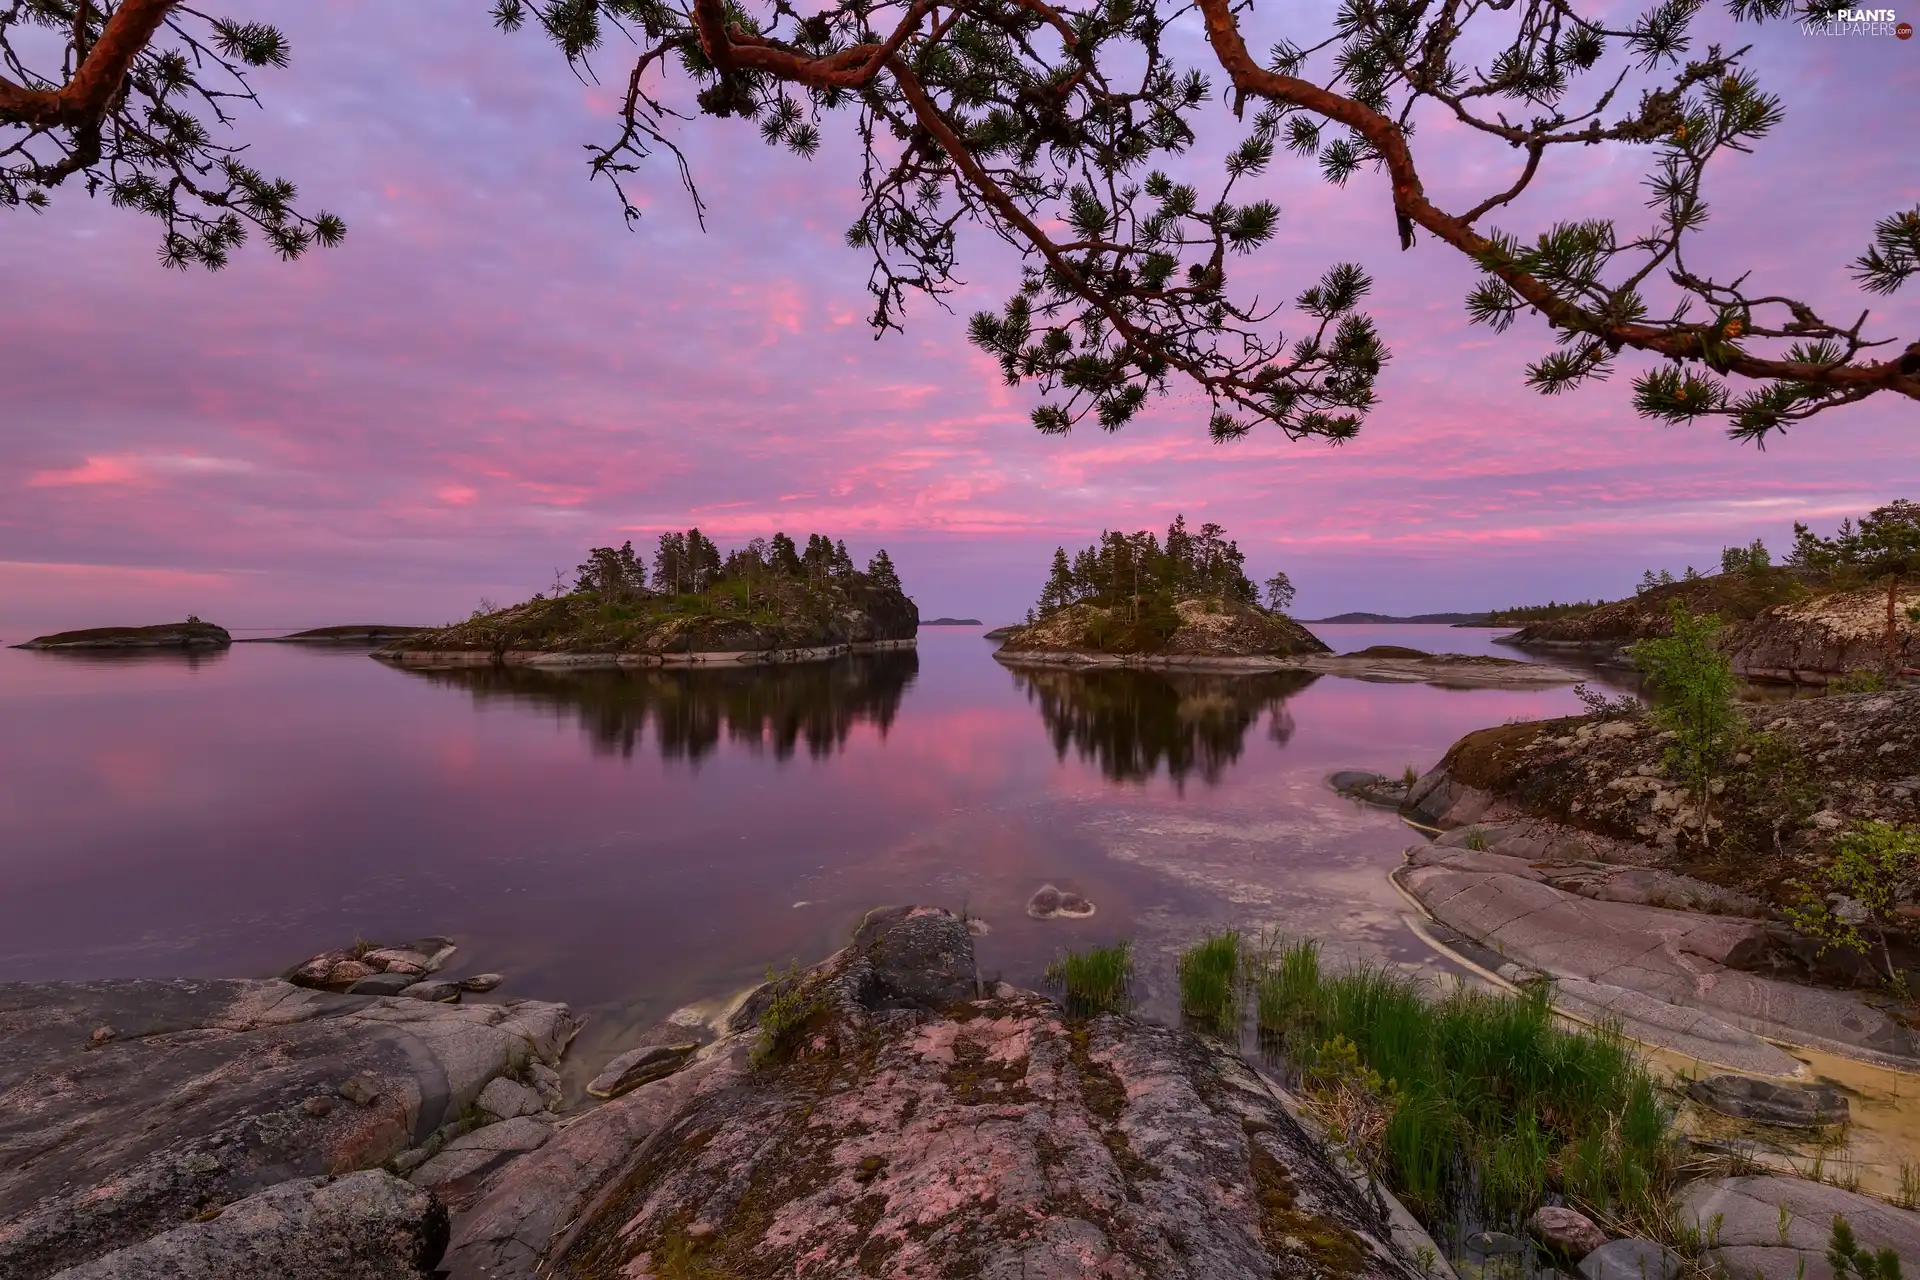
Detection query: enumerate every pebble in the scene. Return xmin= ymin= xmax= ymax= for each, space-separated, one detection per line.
xmin=89 ymin=1026 xmax=116 ymax=1046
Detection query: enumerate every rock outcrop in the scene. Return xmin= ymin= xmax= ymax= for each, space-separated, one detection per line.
xmin=445 ymin=905 xmax=1430 ymax=1280
xmin=1498 ymin=575 xmax=1917 ymax=684
xmin=12 ymin=620 xmax=232 ymax=651
xmin=46 ymin=1171 xmax=447 ymax=1280
xmin=0 ymin=977 xmax=576 ymax=1280
xmin=995 ymin=597 xmax=1330 ymax=667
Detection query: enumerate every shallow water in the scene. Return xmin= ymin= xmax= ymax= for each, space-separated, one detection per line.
xmin=0 ymin=625 xmax=1592 ymax=1057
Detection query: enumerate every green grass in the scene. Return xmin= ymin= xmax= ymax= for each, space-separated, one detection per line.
xmin=1252 ymin=940 xmax=1675 ymax=1233
xmin=1177 ymin=930 xmax=1242 ymax=1032
xmin=1044 ymin=941 xmax=1134 ymax=1015
xmin=750 ymin=962 xmax=823 ymax=1069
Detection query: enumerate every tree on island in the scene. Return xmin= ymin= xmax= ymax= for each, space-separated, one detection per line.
xmin=568 ymin=529 xmax=904 ymax=605
xmin=1788 ymin=500 xmax=1920 ymax=674
xmin=6 ymin=0 xmax=1917 ymax=443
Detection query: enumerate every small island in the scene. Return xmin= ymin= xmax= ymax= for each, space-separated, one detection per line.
xmin=991 ymin=517 xmax=1331 ymax=668
xmin=11 ymin=618 xmax=231 ymax=651
xmin=919 ymin=616 xmax=983 ymax=626
xmin=243 ymin=625 xmax=428 ymax=644
xmin=377 ymin=531 xmax=917 ymax=669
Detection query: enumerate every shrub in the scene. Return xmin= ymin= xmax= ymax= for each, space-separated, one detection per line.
xmin=750 ymin=962 xmax=823 ymax=1068
xmin=1785 ymin=820 xmax=1920 ymax=991
xmin=1632 ymin=602 xmax=1741 ymax=847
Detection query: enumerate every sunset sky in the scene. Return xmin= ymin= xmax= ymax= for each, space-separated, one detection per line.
xmin=1 ymin=0 xmax=1914 ymax=637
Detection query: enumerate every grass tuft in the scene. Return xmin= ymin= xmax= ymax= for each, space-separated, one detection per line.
xmin=1178 ymin=930 xmax=1242 ymax=1032
xmin=1250 ymin=940 xmax=1676 ymax=1234
xmin=1045 ymin=940 xmax=1134 ymax=1016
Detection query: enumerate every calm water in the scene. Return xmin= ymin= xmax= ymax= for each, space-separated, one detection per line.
xmin=0 ymin=625 xmax=1586 ymax=1066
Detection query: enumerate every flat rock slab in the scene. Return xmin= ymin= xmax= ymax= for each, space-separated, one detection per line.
xmin=1399 ymin=848 xmax=1918 ymax=1067
xmin=45 ymin=1170 xmax=446 ymax=1280
xmin=1677 ymin=1175 xmax=1920 ymax=1280
xmin=585 ymin=1042 xmax=698 ymax=1099
xmin=0 ymin=978 xmax=577 ymax=1280
xmin=525 ymin=905 xmax=1422 ymax=1280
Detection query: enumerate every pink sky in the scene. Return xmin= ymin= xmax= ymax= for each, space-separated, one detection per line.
xmin=1 ymin=0 xmax=1914 ymax=637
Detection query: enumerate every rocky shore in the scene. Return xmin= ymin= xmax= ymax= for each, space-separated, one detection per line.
xmin=10 ymin=907 xmax=1920 ymax=1279
xmin=11 ymin=620 xmax=232 ymax=651
xmin=2 ymin=910 xmax=1438 ymax=1280
xmin=1499 ymin=577 xmax=1918 ymax=684
xmin=1359 ymin=686 xmax=1920 ymax=1073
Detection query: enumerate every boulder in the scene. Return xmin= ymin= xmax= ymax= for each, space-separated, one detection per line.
xmin=1577 ymin=1238 xmax=1682 ymax=1280
xmin=407 ymin=1118 xmax=555 ymax=1195
xmin=503 ymin=905 xmax=1423 ymax=1280
xmin=1684 ymin=1075 xmax=1848 ymax=1128
xmin=585 ymin=1043 xmax=698 ymax=1099
xmin=44 ymin=1171 xmax=446 ymax=1280
xmin=456 ymin=975 xmax=503 ymax=993
xmin=1676 ymin=1175 xmax=1920 ymax=1280
xmin=1529 ymin=1205 xmax=1608 ymax=1260
xmin=398 ymin=982 xmax=461 ymax=1004
xmin=847 ymin=904 xmax=980 ymax=1007
xmin=348 ymin=973 xmax=420 ymax=997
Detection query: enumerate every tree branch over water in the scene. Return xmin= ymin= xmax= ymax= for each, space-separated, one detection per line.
xmin=6 ymin=0 xmax=1914 ymax=441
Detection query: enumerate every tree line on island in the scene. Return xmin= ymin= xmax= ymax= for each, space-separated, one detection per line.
xmin=572 ymin=531 xmax=901 ymax=603
xmin=1029 ymin=515 xmax=1296 ymax=624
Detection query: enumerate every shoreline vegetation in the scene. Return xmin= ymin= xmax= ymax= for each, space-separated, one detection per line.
xmin=375 ymin=531 xmax=918 ymax=668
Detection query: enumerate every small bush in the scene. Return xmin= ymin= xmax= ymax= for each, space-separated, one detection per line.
xmin=750 ymin=962 xmax=823 ymax=1069
xmin=1045 ymin=941 xmax=1134 ymax=1015
xmin=1178 ymin=930 xmax=1242 ymax=1032
xmin=1785 ymin=820 xmax=1920 ymax=991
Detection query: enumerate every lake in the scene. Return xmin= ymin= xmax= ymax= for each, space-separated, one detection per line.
xmin=0 ymin=623 xmax=1591 ymax=1073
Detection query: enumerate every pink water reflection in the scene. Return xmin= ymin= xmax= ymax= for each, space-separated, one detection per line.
xmin=0 ymin=628 xmax=1584 ymax=1044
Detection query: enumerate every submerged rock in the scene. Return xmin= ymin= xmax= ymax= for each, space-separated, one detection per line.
xmin=453 ymin=905 xmax=1427 ymax=1280
xmin=1685 ymin=1074 xmax=1849 ymax=1128
xmin=44 ymin=1171 xmax=446 ymax=1280
xmin=1330 ymin=770 xmax=1413 ymax=808
xmin=1026 ymin=883 xmax=1097 ymax=920
xmin=585 ymin=1042 xmax=698 ymax=1099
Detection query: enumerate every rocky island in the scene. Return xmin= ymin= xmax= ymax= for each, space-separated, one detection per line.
xmin=377 ymin=532 xmax=916 ymax=670
xmin=11 ymin=618 xmax=231 ymax=651
xmin=990 ymin=517 xmax=1333 ymax=668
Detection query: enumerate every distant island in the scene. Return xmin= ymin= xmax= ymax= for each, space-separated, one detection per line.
xmin=920 ymin=617 xmax=982 ymax=626
xmin=11 ymin=618 xmax=231 ymax=651
xmin=378 ymin=531 xmax=917 ymax=669
xmin=992 ymin=518 xmax=1330 ymax=668
xmin=1307 ymin=610 xmax=1497 ymax=625
xmin=240 ymin=625 xmax=428 ymax=644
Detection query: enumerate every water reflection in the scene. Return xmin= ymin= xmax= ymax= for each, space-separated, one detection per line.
xmin=399 ymin=650 xmax=918 ymax=762
xmin=1009 ymin=666 xmax=1318 ymax=788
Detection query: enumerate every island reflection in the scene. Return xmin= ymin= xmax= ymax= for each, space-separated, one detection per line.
xmin=1008 ymin=666 xmax=1318 ymax=788
xmin=400 ymin=649 xmax=918 ymax=762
